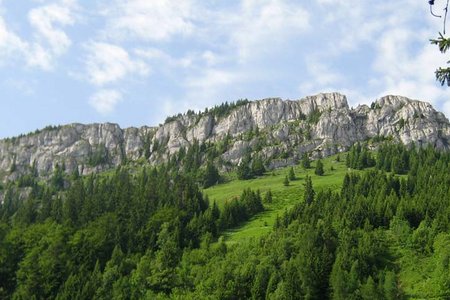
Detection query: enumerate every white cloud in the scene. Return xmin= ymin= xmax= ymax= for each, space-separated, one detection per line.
xmin=0 ymin=17 xmax=28 ymax=62
xmin=372 ymin=24 xmax=448 ymax=109
xmin=306 ymin=57 xmax=342 ymax=87
xmin=297 ymin=1 xmax=450 ymax=116
xmin=0 ymin=0 xmax=77 ymax=70
xmin=104 ymin=0 xmax=194 ymax=41
xmin=25 ymin=0 xmax=78 ymax=70
xmin=26 ymin=43 xmax=54 ymax=70
xmin=134 ymin=47 xmax=192 ymax=68
xmin=89 ymin=89 xmax=122 ymax=114
xmin=85 ymin=42 xmax=149 ymax=86
xmin=185 ymin=69 xmax=237 ymax=90
xmin=182 ymin=68 xmax=241 ymax=110
xmin=230 ymin=0 xmax=310 ymax=62
xmin=28 ymin=0 xmax=77 ymax=56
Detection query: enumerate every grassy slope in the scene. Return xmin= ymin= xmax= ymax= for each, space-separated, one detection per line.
xmin=205 ymin=154 xmax=441 ymax=298
xmin=204 ymin=154 xmax=348 ymax=243
xmin=386 ymin=231 xmax=441 ymax=299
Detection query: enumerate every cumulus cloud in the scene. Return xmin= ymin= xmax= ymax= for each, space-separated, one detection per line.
xmin=85 ymin=42 xmax=149 ymax=86
xmin=298 ymin=0 xmax=450 ymax=114
xmin=0 ymin=0 xmax=77 ymax=70
xmin=2 ymin=0 xmax=450 ymax=123
xmin=134 ymin=48 xmax=193 ymax=68
xmin=0 ymin=17 xmax=28 ymax=62
xmin=230 ymin=0 xmax=310 ymax=62
xmin=28 ymin=0 xmax=77 ymax=56
xmin=182 ymin=68 xmax=241 ymax=110
xmin=89 ymin=89 xmax=122 ymax=114
xmin=104 ymin=0 xmax=194 ymax=41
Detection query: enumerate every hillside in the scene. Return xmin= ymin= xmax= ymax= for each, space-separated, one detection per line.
xmin=204 ymin=153 xmax=349 ymax=244
xmin=1 ymin=93 xmax=450 ymax=299
xmin=0 ymin=93 xmax=449 ymax=183
xmin=1 ymin=142 xmax=449 ymax=299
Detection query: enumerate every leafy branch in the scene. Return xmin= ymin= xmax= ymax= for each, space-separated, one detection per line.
xmin=429 ymin=1 xmax=450 ymax=86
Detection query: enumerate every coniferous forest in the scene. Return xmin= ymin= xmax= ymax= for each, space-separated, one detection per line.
xmin=1 ymin=143 xmax=450 ymax=299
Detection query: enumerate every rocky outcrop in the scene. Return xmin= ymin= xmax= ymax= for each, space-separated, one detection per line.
xmin=0 ymin=92 xmax=449 ymax=181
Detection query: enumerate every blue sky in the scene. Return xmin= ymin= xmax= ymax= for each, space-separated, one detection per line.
xmin=0 ymin=0 xmax=449 ymax=138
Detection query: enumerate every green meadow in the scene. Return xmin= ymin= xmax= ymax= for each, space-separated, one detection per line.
xmin=204 ymin=154 xmax=349 ymax=243
xmin=205 ymin=153 xmax=445 ymax=298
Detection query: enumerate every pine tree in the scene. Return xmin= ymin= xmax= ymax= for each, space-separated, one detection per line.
xmin=283 ymin=176 xmax=290 ymax=186
xmin=237 ymin=152 xmax=253 ymax=180
xmin=315 ymin=159 xmax=324 ymax=176
xmin=203 ymin=162 xmax=220 ymax=188
xmin=51 ymin=164 xmax=65 ymax=190
xmin=288 ymin=167 xmax=296 ymax=181
xmin=264 ymin=190 xmax=273 ymax=203
xmin=301 ymin=152 xmax=311 ymax=169
xmin=304 ymin=175 xmax=315 ymax=204
xmin=252 ymin=155 xmax=266 ymax=176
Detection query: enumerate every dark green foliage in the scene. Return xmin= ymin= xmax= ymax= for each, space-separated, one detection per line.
xmin=88 ymin=144 xmax=109 ymax=167
xmin=9 ymin=156 xmax=16 ymax=174
xmin=303 ymin=175 xmax=315 ymax=204
xmin=164 ymin=113 xmax=182 ymax=124
xmin=202 ymin=162 xmax=220 ymax=188
xmin=307 ymin=108 xmax=322 ymax=124
xmin=283 ymin=175 xmax=289 ymax=186
xmin=182 ymin=140 xmax=202 ymax=174
xmin=346 ymin=142 xmax=376 ymax=170
xmin=237 ymin=151 xmax=266 ymax=180
xmin=315 ymin=159 xmax=324 ymax=176
xmin=219 ymin=189 xmax=264 ymax=229
xmin=141 ymin=133 xmax=152 ymax=159
xmin=301 ymin=152 xmax=311 ymax=169
xmin=288 ymin=166 xmax=296 ymax=180
xmin=207 ymin=99 xmax=249 ymax=119
xmin=376 ymin=143 xmax=411 ymax=174
xmin=1 ymin=142 xmax=450 ymax=299
xmin=251 ymin=155 xmax=265 ymax=176
xmin=431 ymin=33 xmax=450 ymax=86
xmin=264 ymin=189 xmax=273 ymax=203
xmin=164 ymin=99 xmax=250 ymax=125
xmin=237 ymin=157 xmax=253 ymax=180
xmin=51 ymin=163 xmax=65 ymax=190
xmin=0 ymin=164 xmax=218 ymax=299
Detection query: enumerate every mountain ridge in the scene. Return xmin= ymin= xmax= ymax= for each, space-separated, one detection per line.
xmin=1 ymin=92 xmax=449 ymax=182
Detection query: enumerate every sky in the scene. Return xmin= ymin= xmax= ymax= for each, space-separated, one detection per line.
xmin=0 ymin=0 xmax=449 ymax=138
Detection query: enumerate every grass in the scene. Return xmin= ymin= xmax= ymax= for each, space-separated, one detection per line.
xmin=204 ymin=154 xmax=350 ymax=243
xmin=208 ymin=152 xmax=444 ymax=298
xmin=385 ymin=230 xmax=442 ymax=299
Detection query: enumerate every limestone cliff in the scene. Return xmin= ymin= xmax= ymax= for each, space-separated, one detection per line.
xmin=1 ymin=92 xmax=449 ymax=181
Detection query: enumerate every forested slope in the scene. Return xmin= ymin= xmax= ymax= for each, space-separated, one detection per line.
xmin=0 ymin=143 xmax=449 ymax=299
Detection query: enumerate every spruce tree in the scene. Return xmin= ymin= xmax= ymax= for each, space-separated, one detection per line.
xmin=303 ymin=175 xmax=315 ymax=204
xmin=264 ymin=190 xmax=273 ymax=203
xmin=288 ymin=167 xmax=296 ymax=180
xmin=252 ymin=155 xmax=266 ymax=176
xmin=203 ymin=162 xmax=220 ymax=188
xmin=237 ymin=151 xmax=253 ymax=180
xmin=301 ymin=152 xmax=311 ymax=169
xmin=315 ymin=159 xmax=324 ymax=176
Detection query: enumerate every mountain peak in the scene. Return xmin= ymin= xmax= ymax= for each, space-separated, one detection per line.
xmin=0 ymin=93 xmax=449 ymax=181
xmin=301 ymin=92 xmax=349 ymax=110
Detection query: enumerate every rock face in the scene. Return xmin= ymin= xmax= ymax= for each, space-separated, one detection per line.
xmin=0 ymin=92 xmax=449 ymax=181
